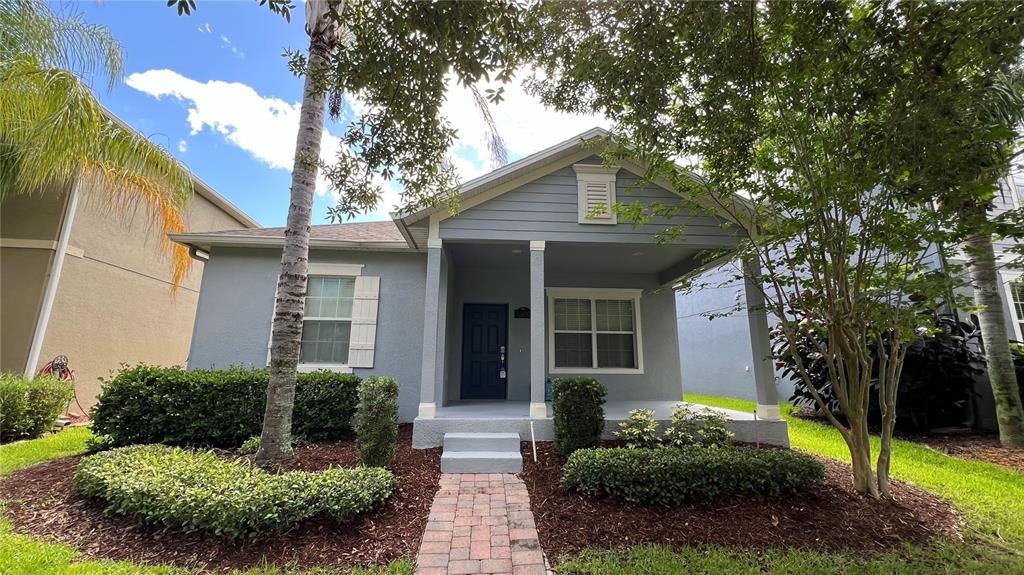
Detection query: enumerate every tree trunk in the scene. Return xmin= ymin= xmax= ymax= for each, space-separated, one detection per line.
xmin=255 ymin=0 xmax=341 ymax=466
xmin=966 ymin=231 xmax=1024 ymax=448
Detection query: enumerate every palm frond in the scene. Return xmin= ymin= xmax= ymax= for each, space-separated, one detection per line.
xmin=470 ymin=84 xmax=508 ymax=169
xmin=0 ymin=0 xmax=123 ymax=91
xmin=0 ymin=54 xmax=194 ymax=286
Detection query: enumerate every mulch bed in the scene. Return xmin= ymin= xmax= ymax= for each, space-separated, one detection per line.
xmin=520 ymin=442 xmax=963 ymax=563
xmin=0 ymin=424 xmax=440 ymax=572
xmin=901 ymin=431 xmax=1024 ymax=474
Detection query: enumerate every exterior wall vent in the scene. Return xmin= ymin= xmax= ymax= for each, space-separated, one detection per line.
xmin=573 ymin=164 xmax=619 ymax=225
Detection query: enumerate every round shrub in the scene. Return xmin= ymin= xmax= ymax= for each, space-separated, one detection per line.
xmin=0 ymin=374 xmax=73 ymax=442
xmin=562 ymin=447 xmax=825 ymax=505
xmin=356 ymin=376 xmax=399 ymax=467
xmin=91 ymin=365 xmax=360 ymax=448
xmin=74 ymin=444 xmax=395 ymax=539
xmin=613 ymin=408 xmax=660 ymax=449
xmin=552 ymin=377 xmax=606 ymax=456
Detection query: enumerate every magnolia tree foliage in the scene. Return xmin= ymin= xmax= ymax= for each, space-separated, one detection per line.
xmin=527 ymin=0 xmax=1024 ymax=497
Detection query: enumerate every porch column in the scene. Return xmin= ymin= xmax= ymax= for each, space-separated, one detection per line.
xmin=418 ymin=241 xmax=443 ymax=418
xmin=742 ymin=256 xmax=781 ymax=420
xmin=529 ymin=240 xmax=547 ymax=418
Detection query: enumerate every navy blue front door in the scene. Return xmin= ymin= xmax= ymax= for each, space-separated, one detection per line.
xmin=461 ymin=304 xmax=508 ymax=400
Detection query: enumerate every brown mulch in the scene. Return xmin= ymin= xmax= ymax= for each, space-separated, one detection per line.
xmin=520 ymin=442 xmax=963 ymax=563
xmin=901 ymin=431 xmax=1024 ymax=474
xmin=0 ymin=424 xmax=440 ymax=572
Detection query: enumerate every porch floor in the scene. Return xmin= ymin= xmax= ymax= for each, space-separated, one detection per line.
xmin=414 ymin=400 xmax=785 ymax=449
xmin=435 ymin=400 xmax=761 ymax=421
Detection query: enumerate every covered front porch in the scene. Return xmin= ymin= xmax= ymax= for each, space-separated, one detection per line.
xmin=411 ymin=238 xmax=786 ymax=448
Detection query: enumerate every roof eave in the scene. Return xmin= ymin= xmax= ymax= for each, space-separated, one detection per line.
xmin=168 ymin=233 xmax=415 ymax=253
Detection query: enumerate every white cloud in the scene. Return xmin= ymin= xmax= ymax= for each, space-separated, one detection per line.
xmin=127 ymin=67 xmax=608 ymax=220
xmin=219 ymin=34 xmax=243 ymax=58
xmin=177 ymin=139 xmax=187 ymax=152
xmin=198 ymin=22 xmax=212 ymax=34
xmin=126 ymin=69 xmax=399 ymax=218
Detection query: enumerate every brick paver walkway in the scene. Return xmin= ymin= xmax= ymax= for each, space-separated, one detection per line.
xmin=415 ymin=473 xmax=548 ymax=575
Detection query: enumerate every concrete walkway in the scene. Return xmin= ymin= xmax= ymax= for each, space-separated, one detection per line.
xmin=415 ymin=473 xmax=548 ymax=575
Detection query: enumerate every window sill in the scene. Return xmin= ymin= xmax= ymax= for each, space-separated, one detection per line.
xmin=297 ymin=364 xmax=353 ymax=374
xmin=549 ymin=367 xmax=644 ymax=375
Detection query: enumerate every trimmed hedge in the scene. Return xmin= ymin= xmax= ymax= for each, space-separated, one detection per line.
xmin=356 ymin=376 xmax=400 ymax=467
xmin=562 ymin=447 xmax=825 ymax=505
xmin=0 ymin=374 xmax=73 ymax=442
xmin=74 ymin=444 xmax=395 ymax=539
xmin=91 ymin=365 xmax=359 ymax=448
xmin=552 ymin=377 xmax=607 ymax=456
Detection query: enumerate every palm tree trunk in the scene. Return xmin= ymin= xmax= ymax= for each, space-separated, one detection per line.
xmin=966 ymin=230 xmax=1024 ymax=448
xmin=255 ymin=0 xmax=341 ymax=466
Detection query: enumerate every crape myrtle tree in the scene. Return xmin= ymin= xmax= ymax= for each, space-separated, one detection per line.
xmin=527 ymin=0 xmax=1024 ymax=496
xmin=262 ymin=0 xmax=524 ymax=465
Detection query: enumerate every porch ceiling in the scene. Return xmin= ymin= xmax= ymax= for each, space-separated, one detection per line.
xmin=447 ymin=241 xmax=709 ymax=281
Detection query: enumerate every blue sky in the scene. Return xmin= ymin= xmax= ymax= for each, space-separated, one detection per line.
xmin=76 ymin=1 xmax=606 ymax=228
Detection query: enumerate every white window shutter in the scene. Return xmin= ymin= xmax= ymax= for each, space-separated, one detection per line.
xmin=348 ymin=276 xmax=380 ymax=368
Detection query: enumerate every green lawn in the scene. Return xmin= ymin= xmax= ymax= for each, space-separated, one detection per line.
xmin=0 ymin=426 xmax=92 ymax=476
xmin=0 ymin=429 xmax=412 ymax=575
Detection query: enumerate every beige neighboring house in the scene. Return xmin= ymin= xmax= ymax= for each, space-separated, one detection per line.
xmin=1 ymin=170 xmax=258 ymax=412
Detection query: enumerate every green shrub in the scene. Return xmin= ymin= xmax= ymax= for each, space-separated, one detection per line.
xmin=664 ymin=405 xmax=734 ymax=448
xmin=74 ymin=444 xmax=395 ymax=539
xmin=552 ymin=377 xmax=607 ymax=456
xmin=614 ymin=408 xmax=660 ymax=449
xmin=238 ymin=435 xmax=261 ymax=455
xmin=91 ymin=365 xmax=360 ymax=448
xmin=0 ymin=374 xmax=73 ymax=442
xmin=356 ymin=376 xmax=399 ymax=467
xmin=562 ymin=447 xmax=825 ymax=505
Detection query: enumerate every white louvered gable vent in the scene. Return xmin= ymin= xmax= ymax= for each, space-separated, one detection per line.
xmin=573 ymin=163 xmax=619 ymax=225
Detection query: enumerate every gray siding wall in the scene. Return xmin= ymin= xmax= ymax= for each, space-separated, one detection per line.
xmin=187 ymin=247 xmax=428 ymax=422
xmin=439 ymin=157 xmax=735 ymax=246
xmin=675 ymin=263 xmax=791 ymax=402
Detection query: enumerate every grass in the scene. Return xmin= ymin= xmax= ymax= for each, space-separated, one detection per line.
xmin=0 ymin=430 xmax=412 ymax=575
xmin=556 ymin=544 xmax=1024 ymax=575
xmin=0 ymin=426 xmax=92 ymax=476
xmin=685 ymin=393 xmax=1024 ymax=552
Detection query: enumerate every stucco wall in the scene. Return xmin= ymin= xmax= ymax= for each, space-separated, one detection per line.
xmin=36 ymin=186 xmax=250 ymax=410
xmin=187 ymin=247 xmax=428 ymax=422
xmin=0 ymin=190 xmax=66 ymax=373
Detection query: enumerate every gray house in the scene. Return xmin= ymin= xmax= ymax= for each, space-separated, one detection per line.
xmin=171 ymin=129 xmax=788 ymax=455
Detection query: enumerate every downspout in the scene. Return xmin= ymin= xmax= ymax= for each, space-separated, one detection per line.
xmin=24 ymin=180 xmax=81 ymax=375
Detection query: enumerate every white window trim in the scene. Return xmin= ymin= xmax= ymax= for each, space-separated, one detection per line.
xmin=546 ymin=287 xmax=645 ymax=374
xmin=1001 ymin=270 xmax=1024 ymax=341
xmin=573 ymin=163 xmax=619 ymax=225
xmin=267 ymin=263 xmax=365 ymax=373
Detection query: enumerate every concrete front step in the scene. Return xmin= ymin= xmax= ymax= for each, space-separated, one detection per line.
xmin=442 ymin=432 xmax=521 ymax=452
xmin=440 ymin=450 xmax=523 ymax=473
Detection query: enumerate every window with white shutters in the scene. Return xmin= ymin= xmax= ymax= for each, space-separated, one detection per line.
xmin=573 ymin=164 xmax=619 ymax=224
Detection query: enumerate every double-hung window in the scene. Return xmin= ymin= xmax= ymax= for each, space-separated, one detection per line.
xmin=1005 ymin=274 xmax=1024 ymax=341
xmin=300 ymin=275 xmax=355 ymax=365
xmin=548 ymin=288 xmax=644 ymax=373
xmin=269 ymin=262 xmax=379 ymax=372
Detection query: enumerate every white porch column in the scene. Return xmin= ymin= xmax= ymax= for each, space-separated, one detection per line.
xmin=742 ymin=256 xmax=781 ymax=420
xmin=418 ymin=240 xmax=443 ymax=418
xmin=529 ymin=240 xmax=547 ymax=418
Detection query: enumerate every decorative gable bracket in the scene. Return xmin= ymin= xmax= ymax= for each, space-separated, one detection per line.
xmin=573 ymin=164 xmax=619 ymax=225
